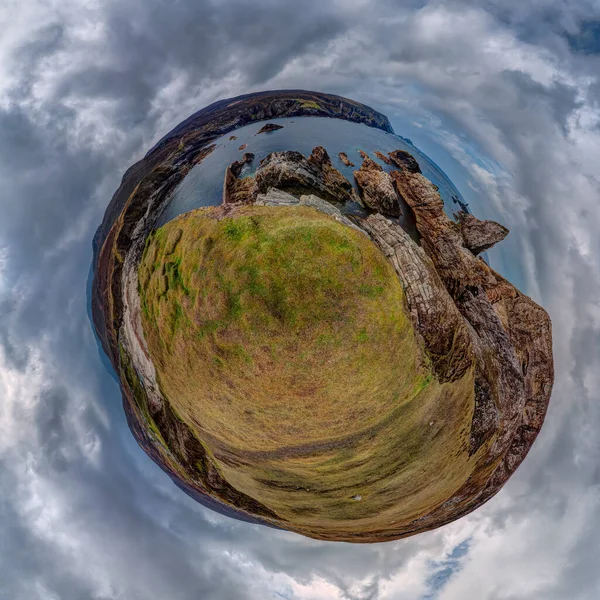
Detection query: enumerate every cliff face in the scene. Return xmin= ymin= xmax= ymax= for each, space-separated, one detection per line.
xmin=365 ymin=167 xmax=553 ymax=536
xmin=254 ymin=147 xmax=356 ymax=205
xmin=456 ymin=211 xmax=509 ymax=255
xmin=92 ymin=96 xmax=553 ymax=542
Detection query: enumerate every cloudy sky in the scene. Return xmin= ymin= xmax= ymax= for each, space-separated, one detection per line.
xmin=1 ymin=0 xmax=600 ymax=598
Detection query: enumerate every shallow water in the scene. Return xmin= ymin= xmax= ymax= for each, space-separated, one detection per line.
xmin=158 ymin=116 xmax=466 ymax=227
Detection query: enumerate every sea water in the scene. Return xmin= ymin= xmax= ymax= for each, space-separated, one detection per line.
xmin=157 ymin=116 xmax=466 ymax=227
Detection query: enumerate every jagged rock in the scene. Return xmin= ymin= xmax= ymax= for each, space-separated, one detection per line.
xmin=229 ymin=135 xmax=237 ymax=141
xmin=374 ymin=150 xmax=392 ymax=165
xmin=308 ymin=146 xmax=355 ymax=200
xmin=389 ymin=149 xmax=421 ymax=173
xmin=457 ymin=212 xmax=509 ymax=255
xmin=94 ymin=89 xmax=553 ymax=544
xmin=390 ymin=169 xmax=495 ymax=291
xmin=254 ymin=147 xmax=354 ymax=204
xmin=338 ymin=152 xmax=355 ymax=167
xmin=256 ymin=123 xmax=284 ymax=135
xmin=238 ymin=144 xmax=248 ymax=150
xmin=255 ymin=188 xmax=299 ymax=206
xmin=228 ymin=152 xmax=254 ymax=177
xmin=354 ymin=158 xmax=401 ymax=216
xmin=358 ymin=150 xmax=369 ymax=159
xmin=222 ymin=154 xmax=255 ymax=204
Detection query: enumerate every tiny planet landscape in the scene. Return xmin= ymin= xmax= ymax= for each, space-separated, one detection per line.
xmin=92 ymin=90 xmax=554 ymax=543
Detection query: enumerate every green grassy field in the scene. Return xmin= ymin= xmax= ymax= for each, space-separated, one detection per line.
xmin=138 ymin=205 xmax=476 ymax=534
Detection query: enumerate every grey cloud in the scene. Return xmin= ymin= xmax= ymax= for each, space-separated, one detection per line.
xmin=1 ymin=0 xmax=600 ymax=599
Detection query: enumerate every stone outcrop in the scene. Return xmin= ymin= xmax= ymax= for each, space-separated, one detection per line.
xmin=389 ymin=149 xmax=421 ymax=173
xmin=222 ymin=153 xmax=255 ymax=204
xmin=457 ymin=211 xmax=509 ymax=255
xmin=374 ymin=150 xmax=392 ymax=165
xmin=338 ymin=152 xmax=354 ymax=167
xmin=354 ymin=157 xmax=401 ymax=216
xmin=256 ymin=123 xmax=284 ymax=134
xmin=254 ymin=147 xmax=355 ymax=204
xmin=256 ymin=188 xmax=365 ymax=234
xmin=387 ymin=168 xmax=553 ymax=469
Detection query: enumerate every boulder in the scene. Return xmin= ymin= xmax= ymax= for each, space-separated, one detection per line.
xmin=457 ymin=212 xmax=509 ymax=255
xmin=354 ymin=157 xmax=401 ymax=216
xmin=389 ymin=149 xmax=421 ymax=173
xmin=254 ymin=147 xmax=354 ymax=204
xmin=256 ymin=123 xmax=284 ymax=135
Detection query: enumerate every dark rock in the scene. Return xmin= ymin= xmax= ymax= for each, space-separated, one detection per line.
xmin=354 ymin=157 xmax=401 ymax=216
xmin=238 ymin=144 xmax=248 ymax=150
xmin=389 ymin=149 xmax=421 ymax=173
xmin=457 ymin=212 xmax=509 ymax=255
xmin=254 ymin=147 xmax=354 ymax=204
xmin=256 ymin=123 xmax=284 ymax=135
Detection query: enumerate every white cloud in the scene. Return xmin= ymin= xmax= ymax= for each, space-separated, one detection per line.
xmin=1 ymin=0 xmax=600 ymax=598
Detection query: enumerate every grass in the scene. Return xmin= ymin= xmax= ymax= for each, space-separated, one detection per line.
xmin=298 ymin=100 xmax=321 ymax=110
xmin=138 ymin=204 xmax=476 ymax=534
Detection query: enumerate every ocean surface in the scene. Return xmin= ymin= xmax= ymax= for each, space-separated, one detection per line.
xmin=158 ymin=116 xmax=467 ymax=227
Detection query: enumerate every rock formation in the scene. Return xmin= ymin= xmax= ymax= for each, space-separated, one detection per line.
xmin=374 ymin=150 xmax=392 ymax=165
xmin=354 ymin=157 xmax=401 ymax=216
xmin=457 ymin=211 xmax=510 ymax=255
xmin=254 ymin=147 xmax=355 ymax=204
xmin=256 ymin=123 xmax=284 ymax=134
xmin=338 ymin=152 xmax=354 ymax=167
xmin=222 ymin=153 xmax=255 ymax=205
